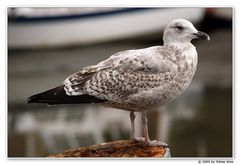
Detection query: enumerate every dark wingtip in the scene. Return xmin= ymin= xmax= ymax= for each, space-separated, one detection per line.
xmin=27 ymin=94 xmax=39 ymax=103
xmin=27 ymin=85 xmax=106 ymax=104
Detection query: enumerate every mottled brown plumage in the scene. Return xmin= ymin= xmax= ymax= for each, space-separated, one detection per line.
xmin=28 ymin=19 xmax=210 ymax=146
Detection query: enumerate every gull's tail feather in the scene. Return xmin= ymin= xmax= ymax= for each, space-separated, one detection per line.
xmin=27 ymin=85 xmax=105 ymax=105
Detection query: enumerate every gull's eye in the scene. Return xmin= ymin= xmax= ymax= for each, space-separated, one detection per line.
xmin=176 ymin=25 xmax=184 ymax=31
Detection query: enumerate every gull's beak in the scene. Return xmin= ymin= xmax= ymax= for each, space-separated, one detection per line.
xmin=193 ymin=31 xmax=210 ymax=41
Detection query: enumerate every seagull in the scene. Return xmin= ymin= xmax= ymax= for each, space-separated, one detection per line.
xmin=28 ymin=19 xmax=210 ymax=147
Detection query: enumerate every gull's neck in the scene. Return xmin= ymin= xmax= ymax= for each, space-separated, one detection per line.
xmin=163 ymin=41 xmax=193 ymax=52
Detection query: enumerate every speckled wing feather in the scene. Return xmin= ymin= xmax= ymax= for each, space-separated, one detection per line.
xmin=63 ymin=50 xmax=129 ymax=95
xmin=64 ymin=46 xmax=178 ymax=102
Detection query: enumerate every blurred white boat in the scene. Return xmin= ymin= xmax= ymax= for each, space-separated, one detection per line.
xmin=8 ymin=8 xmax=205 ymax=49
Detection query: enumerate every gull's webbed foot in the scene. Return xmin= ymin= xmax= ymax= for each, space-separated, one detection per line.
xmin=131 ymin=137 xmax=145 ymax=142
xmin=145 ymin=139 xmax=169 ymax=147
xmin=131 ymin=137 xmax=168 ymax=147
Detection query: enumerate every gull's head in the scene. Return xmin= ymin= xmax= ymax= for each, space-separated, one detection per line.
xmin=163 ymin=19 xmax=210 ymax=46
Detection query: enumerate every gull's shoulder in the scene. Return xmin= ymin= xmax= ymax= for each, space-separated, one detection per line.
xmin=105 ymin=46 xmax=178 ymax=74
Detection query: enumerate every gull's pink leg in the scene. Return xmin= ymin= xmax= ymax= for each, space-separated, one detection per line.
xmin=141 ymin=111 xmax=168 ymax=147
xmin=130 ymin=111 xmax=145 ymax=142
xmin=130 ymin=111 xmax=136 ymax=139
xmin=141 ymin=111 xmax=150 ymax=142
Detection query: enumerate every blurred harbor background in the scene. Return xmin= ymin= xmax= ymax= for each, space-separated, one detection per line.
xmin=8 ymin=7 xmax=232 ymax=157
